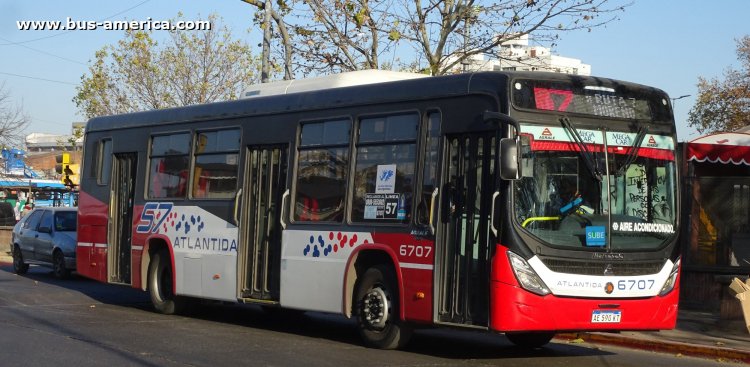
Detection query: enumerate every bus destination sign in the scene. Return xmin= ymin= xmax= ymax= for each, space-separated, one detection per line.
xmin=512 ymin=79 xmax=661 ymax=121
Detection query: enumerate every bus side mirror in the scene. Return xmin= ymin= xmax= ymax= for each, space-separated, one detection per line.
xmin=500 ymin=137 xmax=521 ymax=180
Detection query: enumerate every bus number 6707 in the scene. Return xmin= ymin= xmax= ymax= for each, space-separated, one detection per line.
xmin=399 ymin=244 xmax=432 ymax=258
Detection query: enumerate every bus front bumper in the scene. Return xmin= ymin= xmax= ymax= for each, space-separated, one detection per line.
xmin=489 ymin=280 xmax=679 ymax=332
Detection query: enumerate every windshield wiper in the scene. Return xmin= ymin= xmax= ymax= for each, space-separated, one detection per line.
xmin=560 ymin=117 xmax=602 ymax=182
xmin=615 ymin=126 xmax=647 ymax=177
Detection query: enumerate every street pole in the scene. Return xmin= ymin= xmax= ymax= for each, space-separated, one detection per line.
xmin=670 ymin=94 xmax=690 ymax=106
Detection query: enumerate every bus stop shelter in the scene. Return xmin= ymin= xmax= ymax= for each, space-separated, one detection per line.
xmin=681 ymin=132 xmax=750 ymax=315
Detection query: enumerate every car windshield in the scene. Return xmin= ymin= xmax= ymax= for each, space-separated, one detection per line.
xmin=54 ymin=211 xmax=77 ymax=232
xmin=514 ymin=125 xmax=677 ymax=251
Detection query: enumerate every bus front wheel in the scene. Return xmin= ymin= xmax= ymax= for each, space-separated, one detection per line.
xmin=505 ymin=332 xmax=555 ymax=348
xmin=148 ymin=249 xmax=186 ymax=315
xmin=354 ymin=265 xmax=412 ymax=349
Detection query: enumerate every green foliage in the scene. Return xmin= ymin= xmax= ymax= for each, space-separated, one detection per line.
xmin=688 ymin=36 xmax=750 ymax=134
xmin=388 ymin=29 xmax=401 ymax=41
xmin=73 ymin=13 xmax=261 ymax=119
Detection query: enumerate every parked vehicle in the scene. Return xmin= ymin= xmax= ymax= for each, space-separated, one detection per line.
xmin=11 ymin=207 xmax=77 ymax=278
xmin=0 ymin=202 xmax=15 ymax=226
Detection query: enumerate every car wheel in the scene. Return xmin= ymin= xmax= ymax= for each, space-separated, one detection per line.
xmin=354 ymin=264 xmax=412 ymax=349
xmin=52 ymin=250 xmax=71 ymax=279
xmin=12 ymin=245 xmax=29 ymax=275
xmin=148 ymin=249 xmax=187 ymax=315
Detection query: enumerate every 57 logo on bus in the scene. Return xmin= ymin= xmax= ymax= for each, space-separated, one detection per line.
xmin=136 ymin=202 xmax=174 ymax=234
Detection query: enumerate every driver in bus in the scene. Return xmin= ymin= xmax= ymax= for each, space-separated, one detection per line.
xmin=546 ymin=177 xmax=593 ymax=216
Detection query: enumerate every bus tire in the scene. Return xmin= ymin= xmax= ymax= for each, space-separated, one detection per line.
xmin=505 ymin=332 xmax=555 ymax=348
xmin=355 ymin=264 xmax=412 ymax=349
xmin=148 ymin=249 xmax=186 ymax=315
xmin=12 ymin=245 xmax=29 ymax=275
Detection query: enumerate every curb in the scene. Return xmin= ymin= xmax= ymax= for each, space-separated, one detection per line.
xmin=557 ymin=332 xmax=750 ymax=363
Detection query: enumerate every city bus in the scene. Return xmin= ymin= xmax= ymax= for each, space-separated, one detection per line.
xmin=77 ymin=70 xmax=680 ymax=349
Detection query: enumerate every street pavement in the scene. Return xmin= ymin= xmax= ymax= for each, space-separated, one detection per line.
xmin=2 ymin=251 xmax=749 ymax=364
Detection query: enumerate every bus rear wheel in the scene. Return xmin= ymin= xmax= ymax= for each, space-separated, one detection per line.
xmin=148 ymin=249 xmax=186 ymax=315
xmin=355 ymin=265 xmax=412 ymax=349
xmin=505 ymin=332 xmax=555 ymax=348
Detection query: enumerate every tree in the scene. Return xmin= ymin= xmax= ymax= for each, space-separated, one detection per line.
xmin=0 ymin=82 xmax=29 ymax=149
xmin=74 ymin=14 xmax=261 ymax=119
xmin=688 ymin=36 xmax=750 ymax=134
xmin=241 ymin=0 xmax=294 ymax=81
xmin=283 ymin=0 xmax=629 ymax=75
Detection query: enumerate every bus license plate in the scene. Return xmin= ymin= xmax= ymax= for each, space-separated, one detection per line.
xmin=591 ymin=310 xmax=621 ymax=323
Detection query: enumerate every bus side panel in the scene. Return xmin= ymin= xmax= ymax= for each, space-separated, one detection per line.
xmin=131 ymin=203 xmax=238 ymax=301
xmin=76 ymin=191 xmax=109 ymax=282
xmin=281 ymin=230 xmax=371 ymax=313
xmin=371 ymin=233 xmax=433 ymax=324
xmin=489 ymin=245 xmax=679 ymax=332
xmin=280 ymin=230 xmax=433 ymax=322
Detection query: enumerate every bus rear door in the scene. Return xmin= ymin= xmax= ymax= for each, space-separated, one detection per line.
xmin=238 ymin=145 xmax=288 ymax=303
xmin=107 ymin=153 xmax=137 ymax=284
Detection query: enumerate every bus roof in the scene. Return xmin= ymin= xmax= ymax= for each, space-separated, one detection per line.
xmin=242 ymin=70 xmax=429 ymax=98
xmin=85 ymin=71 xmax=668 ymax=133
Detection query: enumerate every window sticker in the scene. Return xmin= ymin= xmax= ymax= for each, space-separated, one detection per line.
xmin=376 ymin=164 xmax=396 ymax=194
xmin=364 ymin=193 xmax=400 ymax=219
xmin=612 ymin=221 xmax=675 ymax=234
xmin=585 ymin=226 xmax=606 ymax=247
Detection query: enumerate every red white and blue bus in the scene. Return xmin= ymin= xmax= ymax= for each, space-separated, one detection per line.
xmin=77 ymin=70 xmax=680 ymax=349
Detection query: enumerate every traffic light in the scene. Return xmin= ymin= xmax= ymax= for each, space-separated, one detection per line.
xmin=55 ymin=153 xmax=79 ymax=187
xmin=65 ymin=164 xmax=80 ymax=187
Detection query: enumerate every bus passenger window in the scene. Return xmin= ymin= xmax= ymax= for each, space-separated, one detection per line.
xmin=294 ymin=119 xmax=350 ymax=222
xmin=191 ymin=129 xmax=240 ymax=199
xmin=148 ymin=133 xmax=190 ymax=198
xmin=352 ymin=113 xmax=418 ymax=223
xmin=417 ymin=112 xmax=440 ymax=225
xmin=97 ymin=139 xmax=113 ymax=185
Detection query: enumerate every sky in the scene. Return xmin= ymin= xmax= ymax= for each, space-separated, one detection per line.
xmin=0 ymin=0 xmax=748 ymax=143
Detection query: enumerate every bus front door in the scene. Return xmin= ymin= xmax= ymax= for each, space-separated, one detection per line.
xmin=437 ymin=134 xmax=496 ymax=327
xmin=238 ymin=146 xmax=288 ymax=303
xmin=108 ymin=153 xmax=137 ymax=285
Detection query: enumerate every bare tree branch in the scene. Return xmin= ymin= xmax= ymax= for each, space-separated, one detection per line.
xmin=0 ymin=82 xmax=29 ymax=149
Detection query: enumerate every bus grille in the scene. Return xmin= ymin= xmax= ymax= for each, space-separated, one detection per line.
xmin=539 ymin=259 xmax=665 ymax=276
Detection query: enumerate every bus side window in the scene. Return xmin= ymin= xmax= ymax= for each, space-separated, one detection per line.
xmin=417 ymin=112 xmax=440 ymax=225
xmin=148 ymin=133 xmax=190 ymax=199
xmin=191 ymin=129 xmax=240 ymax=199
xmin=351 ymin=113 xmax=418 ymax=223
xmin=97 ymin=139 xmax=113 ymax=185
xmin=294 ymin=119 xmax=350 ymax=222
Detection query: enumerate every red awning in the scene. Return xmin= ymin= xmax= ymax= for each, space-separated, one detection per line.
xmin=687 ymin=132 xmax=750 ymax=166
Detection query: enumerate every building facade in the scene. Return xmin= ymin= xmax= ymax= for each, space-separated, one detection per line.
xmin=446 ymin=34 xmax=591 ymax=75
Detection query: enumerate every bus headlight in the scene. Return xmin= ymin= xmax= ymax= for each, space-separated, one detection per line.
xmin=659 ymin=258 xmax=681 ymax=296
xmin=508 ymin=251 xmax=550 ymax=296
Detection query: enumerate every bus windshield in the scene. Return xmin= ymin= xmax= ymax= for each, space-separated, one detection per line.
xmin=514 ymin=125 xmax=677 ymax=251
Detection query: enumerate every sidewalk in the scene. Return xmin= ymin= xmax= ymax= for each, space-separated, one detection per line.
xmin=558 ymin=309 xmax=750 ymax=363
xmin=1 ymin=250 xmax=748 ymax=362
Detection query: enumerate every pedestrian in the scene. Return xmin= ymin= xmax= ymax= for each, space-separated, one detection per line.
xmin=21 ymin=202 xmax=32 ymax=217
xmin=13 ymin=201 xmax=20 ymax=223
